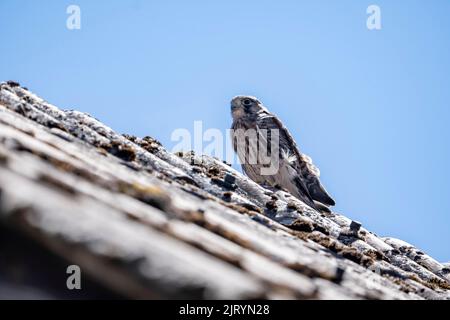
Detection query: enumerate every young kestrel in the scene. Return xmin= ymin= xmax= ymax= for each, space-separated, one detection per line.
xmin=230 ymin=95 xmax=335 ymax=212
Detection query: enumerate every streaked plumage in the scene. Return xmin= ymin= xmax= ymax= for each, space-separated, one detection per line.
xmin=230 ymin=95 xmax=335 ymax=212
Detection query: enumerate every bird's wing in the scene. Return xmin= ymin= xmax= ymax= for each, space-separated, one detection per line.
xmin=297 ymin=153 xmax=335 ymax=206
xmin=255 ymin=112 xmax=315 ymax=207
xmin=257 ymin=112 xmax=335 ymax=207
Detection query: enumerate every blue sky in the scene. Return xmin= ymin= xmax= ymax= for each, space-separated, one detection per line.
xmin=1 ymin=0 xmax=449 ymax=262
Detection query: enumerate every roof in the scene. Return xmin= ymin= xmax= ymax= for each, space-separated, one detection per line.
xmin=0 ymin=81 xmax=449 ymax=300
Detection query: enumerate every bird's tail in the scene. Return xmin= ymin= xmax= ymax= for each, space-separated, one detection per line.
xmin=313 ymin=201 xmax=332 ymax=213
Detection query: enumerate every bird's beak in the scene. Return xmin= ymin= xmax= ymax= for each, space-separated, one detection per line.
xmin=231 ymin=104 xmax=244 ymax=119
xmin=231 ymin=102 xmax=243 ymax=118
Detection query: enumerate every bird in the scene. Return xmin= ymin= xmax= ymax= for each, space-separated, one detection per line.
xmin=230 ymin=95 xmax=335 ymax=212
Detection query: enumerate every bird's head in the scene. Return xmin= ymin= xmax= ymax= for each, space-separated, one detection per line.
xmin=230 ymin=95 xmax=267 ymax=121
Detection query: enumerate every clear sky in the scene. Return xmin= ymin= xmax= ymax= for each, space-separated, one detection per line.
xmin=1 ymin=0 xmax=449 ymax=262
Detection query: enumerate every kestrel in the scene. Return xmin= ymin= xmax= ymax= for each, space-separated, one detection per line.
xmin=230 ymin=95 xmax=335 ymax=212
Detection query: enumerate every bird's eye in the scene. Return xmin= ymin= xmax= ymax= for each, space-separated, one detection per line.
xmin=243 ymin=99 xmax=252 ymax=107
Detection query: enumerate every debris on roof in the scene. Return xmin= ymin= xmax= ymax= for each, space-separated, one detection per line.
xmin=0 ymin=81 xmax=449 ymax=300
